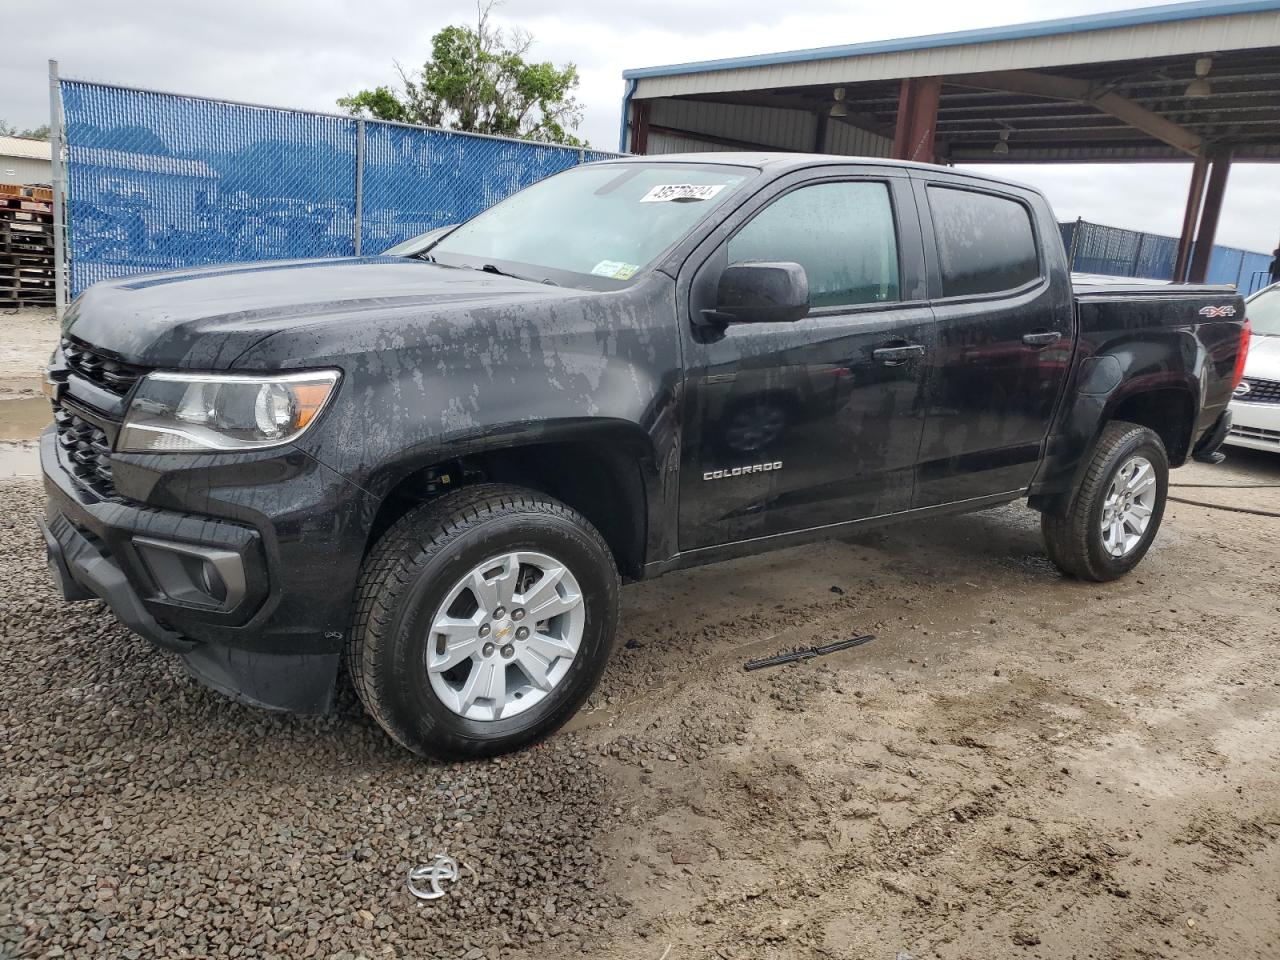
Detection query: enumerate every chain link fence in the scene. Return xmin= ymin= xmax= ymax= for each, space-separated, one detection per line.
xmin=57 ymin=78 xmax=617 ymax=298
xmin=1061 ymin=219 xmax=1273 ymax=294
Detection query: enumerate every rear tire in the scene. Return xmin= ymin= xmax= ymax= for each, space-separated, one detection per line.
xmin=1041 ymin=420 xmax=1169 ymax=582
xmin=348 ymin=484 xmax=619 ymax=759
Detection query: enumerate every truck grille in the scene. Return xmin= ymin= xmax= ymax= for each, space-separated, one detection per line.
xmin=1229 ymin=424 xmax=1280 ymax=446
xmin=61 ymin=338 xmax=149 ymax=397
xmin=53 ymin=404 xmax=116 ymax=498
xmin=1237 ymin=377 xmax=1280 ymax=405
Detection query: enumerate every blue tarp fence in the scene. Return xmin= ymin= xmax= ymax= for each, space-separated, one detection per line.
xmin=58 ymin=80 xmax=618 ymax=297
xmin=1060 ymin=219 xmax=1273 ymax=294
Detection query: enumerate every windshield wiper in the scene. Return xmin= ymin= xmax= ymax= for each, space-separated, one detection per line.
xmin=478 ymin=263 xmax=559 ymax=285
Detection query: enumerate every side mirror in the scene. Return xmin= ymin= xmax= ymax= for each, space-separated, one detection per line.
xmin=706 ymin=261 xmax=809 ymax=325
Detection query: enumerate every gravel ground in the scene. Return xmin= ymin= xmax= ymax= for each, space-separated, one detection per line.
xmin=2 ymin=449 xmax=1279 ymax=959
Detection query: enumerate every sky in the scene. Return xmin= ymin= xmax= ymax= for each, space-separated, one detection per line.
xmin=2 ymin=0 xmax=1277 ymax=254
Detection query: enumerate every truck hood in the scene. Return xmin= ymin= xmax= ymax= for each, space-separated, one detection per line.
xmin=1244 ymin=334 xmax=1280 ymax=382
xmin=63 ymin=257 xmax=579 ymax=369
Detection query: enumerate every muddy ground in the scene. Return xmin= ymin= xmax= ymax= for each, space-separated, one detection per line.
xmin=0 ymin=308 xmax=57 ymax=396
xmin=2 ymin=444 xmax=1278 ymax=959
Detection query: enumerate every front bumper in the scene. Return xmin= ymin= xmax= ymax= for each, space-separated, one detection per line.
xmin=1225 ymin=399 xmax=1280 ymax=453
xmin=39 ymin=426 xmax=369 ymax=713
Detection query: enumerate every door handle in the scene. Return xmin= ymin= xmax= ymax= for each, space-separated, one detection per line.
xmin=1022 ymin=330 xmax=1062 ymax=347
xmin=872 ymin=343 xmax=925 ymax=365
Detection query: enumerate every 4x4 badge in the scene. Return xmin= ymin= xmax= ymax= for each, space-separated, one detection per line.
xmin=1199 ymin=304 xmax=1236 ymax=317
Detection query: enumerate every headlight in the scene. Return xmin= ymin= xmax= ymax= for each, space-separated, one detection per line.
xmin=118 ymin=370 xmax=340 ymax=453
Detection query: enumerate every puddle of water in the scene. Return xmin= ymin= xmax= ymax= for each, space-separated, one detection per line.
xmin=0 ymin=441 xmax=40 ymax=478
xmin=0 ymin=396 xmax=52 ymax=442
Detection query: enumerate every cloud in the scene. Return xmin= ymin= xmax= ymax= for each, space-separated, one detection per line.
xmin=5 ymin=0 xmax=1277 ymax=252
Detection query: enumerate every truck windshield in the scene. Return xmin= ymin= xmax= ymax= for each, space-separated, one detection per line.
xmin=1249 ymin=285 xmax=1280 ymax=336
xmin=429 ymin=162 xmax=754 ymax=289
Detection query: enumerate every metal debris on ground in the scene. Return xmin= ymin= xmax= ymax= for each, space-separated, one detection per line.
xmin=743 ymin=634 xmax=874 ymax=672
xmin=407 ymin=854 xmax=460 ymax=900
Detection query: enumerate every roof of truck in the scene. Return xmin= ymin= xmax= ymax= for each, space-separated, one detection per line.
xmin=600 ymin=151 xmax=1043 ymax=193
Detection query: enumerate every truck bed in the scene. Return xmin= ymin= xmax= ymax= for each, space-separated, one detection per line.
xmin=1071 ymin=273 xmax=1236 ymax=298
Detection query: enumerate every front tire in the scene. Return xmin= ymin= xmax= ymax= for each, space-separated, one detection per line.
xmin=1041 ymin=420 xmax=1169 ymax=582
xmin=348 ymin=484 xmax=619 ymax=759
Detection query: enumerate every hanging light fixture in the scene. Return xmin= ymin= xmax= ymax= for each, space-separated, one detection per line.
xmin=992 ymin=129 xmax=1011 ymax=155
xmin=830 ymin=87 xmax=848 ymax=118
xmin=1185 ymin=57 xmax=1213 ymax=98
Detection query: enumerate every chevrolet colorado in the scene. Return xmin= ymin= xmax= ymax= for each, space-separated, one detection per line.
xmin=40 ymin=154 xmax=1249 ymax=758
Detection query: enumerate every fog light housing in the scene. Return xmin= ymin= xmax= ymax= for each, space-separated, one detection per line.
xmin=132 ymin=537 xmax=247 ymax=611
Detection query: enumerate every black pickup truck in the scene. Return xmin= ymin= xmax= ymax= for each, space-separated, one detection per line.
xmin=40 ymin=154 xmax=1250 ymax=758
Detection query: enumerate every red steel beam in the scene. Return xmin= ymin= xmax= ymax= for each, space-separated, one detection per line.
xmin=892 ymin=78 xmax=942 ymax=164
xmin=1173 ymin=156 xmax=1209 ymax=283
xmin=1188 ymin=148 xmax=1233 ymax=284
xmin=630 ymin=100 xmax=651 ymax=155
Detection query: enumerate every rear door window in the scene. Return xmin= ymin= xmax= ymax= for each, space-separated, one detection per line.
xmin=929 ymin=186 xmax=1040 ymax=298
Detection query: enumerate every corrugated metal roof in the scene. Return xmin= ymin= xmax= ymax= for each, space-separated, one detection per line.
xmin=626 ymin=0 xmax=1280 ymax=97
xmin=0 ymin=136 xmax=52 ymax=161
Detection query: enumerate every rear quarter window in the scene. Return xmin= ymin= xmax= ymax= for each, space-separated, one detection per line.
xmin=929 ymin=186 xmax=1040 ymax=298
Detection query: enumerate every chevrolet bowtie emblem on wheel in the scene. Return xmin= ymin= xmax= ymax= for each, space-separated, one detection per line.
xmin=1199 ymin=304 xmax=1237 ymax=318
xmin=407 ymin=855 xmax=460 ymax=900
xmin=704 ymin=461 xmax=782 ymax=480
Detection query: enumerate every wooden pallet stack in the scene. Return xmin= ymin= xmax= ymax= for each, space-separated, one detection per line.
xmin=1 ymin=184 xmax=55 ymax=309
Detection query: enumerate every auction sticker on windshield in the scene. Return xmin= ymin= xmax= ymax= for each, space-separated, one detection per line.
xmin=640 ymin=184 xmax=727 ymax=203
xmin=590 ymin=260 xmax=640 ymax=280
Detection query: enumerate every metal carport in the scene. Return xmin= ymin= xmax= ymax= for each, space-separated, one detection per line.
xmin=619 ymin=0 xmax=1280 ymax=283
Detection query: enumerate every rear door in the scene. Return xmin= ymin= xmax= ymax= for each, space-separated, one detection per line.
xmin=909 ymin=173 xmax=1074 ymax=507
xmin=677 ymin=168 xmax=933 ymax=550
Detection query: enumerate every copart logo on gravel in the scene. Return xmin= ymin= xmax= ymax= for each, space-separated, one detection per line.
xmin=704 ymin=461 xmax=782 ymax=480
xmin=407 ymin=855 xmax=460 ymax=900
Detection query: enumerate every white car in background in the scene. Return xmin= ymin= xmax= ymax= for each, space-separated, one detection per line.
xmin=1228 ymin=282 xmax=1280 ymax=452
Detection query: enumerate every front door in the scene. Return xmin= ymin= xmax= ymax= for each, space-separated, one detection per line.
xmin=678 ymin=172 xmax=934 ymax=551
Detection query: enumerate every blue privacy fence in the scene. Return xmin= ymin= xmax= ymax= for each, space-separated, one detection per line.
xmin=1060 ymin=219 xmax=1273 ymax=294
xmin=58 ymin=80 xmax=617 ymax=297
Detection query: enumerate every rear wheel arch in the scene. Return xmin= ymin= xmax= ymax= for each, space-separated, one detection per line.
xmin=1042 ymin=419 xmax=1169 ymax=581
xmin=1104 ymin=384 xmax=1197 ymax=466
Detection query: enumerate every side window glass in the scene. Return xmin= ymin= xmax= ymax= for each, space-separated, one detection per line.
xmin=929 ymin=186 xmax=1040 ymax=297
xmin=727 ymin=181 xmax=900 ymax=308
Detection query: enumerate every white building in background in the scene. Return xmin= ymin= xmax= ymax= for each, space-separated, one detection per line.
xmin=0 ymin=135 xmax=52 ymax=186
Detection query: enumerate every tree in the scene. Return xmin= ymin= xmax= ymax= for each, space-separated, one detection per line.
xmin=338 ymin=2 xmax=584 ymax=146
xmin=0 ymin=120 xmax=50 ymax=140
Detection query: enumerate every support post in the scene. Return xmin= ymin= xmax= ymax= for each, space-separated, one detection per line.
xmin=630 ymin=100 xmax=651 ymax=155
xmin=353 ymin=119 xmax=365 ymax=257
xmin=892 ymin=78 xmax=941 ymax=164
xmin=1188 ymin=148 xmax=1232 ymax=284
xmin=1173 ymin=156 xmax=1208 ymax=283
xmin=48 ymin=59 xmax=67 ymax=320
xmin=1131 ymin=230 xmax=1147 ymax=277
xmin=813 ymin=109 xmax=829 ymax=153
